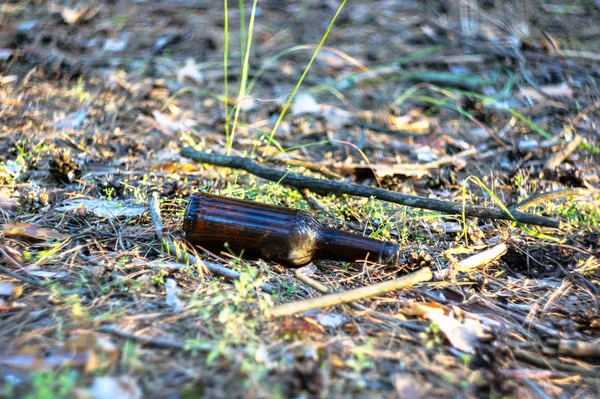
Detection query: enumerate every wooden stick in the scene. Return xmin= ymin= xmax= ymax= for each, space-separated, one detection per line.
xmin=294 ymin=268 xmax=425 ymax=332
xmin=545 ymin=134 xmax=582 ymax=171
xmin=97 ymin=325 xmax=187 ymax=350
xmin=180 ymin=148 xmax=559 ymax=228
xmin=547 ymin=339 xmax=600 ymax=359
xmin=270 ymin=267 xmax=432 ymax=317
xmin=456 ymin=243 xmax=507 ymax=272
xmin=513 ymin=349 xmax=600 ymax=378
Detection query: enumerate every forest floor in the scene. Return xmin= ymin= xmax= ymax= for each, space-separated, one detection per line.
xmin=1 ymin=1 xmax=600 ymax=398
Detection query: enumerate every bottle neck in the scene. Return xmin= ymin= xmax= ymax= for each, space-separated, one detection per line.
xmin=315 ymin=227 xmax=400 ymax=265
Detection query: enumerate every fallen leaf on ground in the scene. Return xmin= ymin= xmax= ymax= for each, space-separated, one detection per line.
xmin=400 ymin=302 xmax=446 ymax=317
xmin=152 ymin=110 xmax=197 ymax=134
xmin=292 ymin=93 xmax=320 ymax=115
xmin=61 ymin=6 xmax=87 ymax=25
xmin=519 ymin=83 xmax=573 ymax=102
xmin=165 ymin=278 xmax=183 ymax=314
xmin=0 ymin=222 xmax=70 ymax=241
xmin=426 ymin=313 xmax=486 ymax=353
xmin=87 ymin=376 xmax=142 ymax=399
xmin=0 ymin=331 xmax=118 ymax=372
xmin=402 ymin=301 xmax=488 ymax=353
xmin=315 ymin=313 xmax=347 ymax=328
xmin=0 ymin=282 xmax=22 ymax=297
xmin=55 ymin=199 xmax=146 ymax=219
xmin=176 ymin=58 xmax=204 ymax=85
xmin=104 ymin=34 xmax=128 ymax=52
xmin=0 ymin=48 xmax=12 ymax=61
xmin=28 ymin=271 xmax=69 ymax=279
xmin=388 ymin=114 xmax=430 ymax=134
xmin=0 ymin=299 xmax=26 ymax=312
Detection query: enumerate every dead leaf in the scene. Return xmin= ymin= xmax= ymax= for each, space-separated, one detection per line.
xmin=28 ymin=271 xmax=69 ymax=279
xmin=0 ymin=299 xmax=26 ymax=312
xmin=0 ymin=74 xmax=18 ymax=84
xmin=55 ymin=199 xmax=146 ymax=219
xmin=104 ymin=34 xmax=128 ymax=52
xmin=88 ymin=376 xmax=142 ymax=399
xmin=61 ymin=6 xmax=87 ymax=25
xmin=519 ymin=84 xmax=573 ymax=102
xmin=314 ymin=313 xmax=346 ymax=328
xmin=401 ymin=302 xmax=446 ymax=317
xmin=0 ymin=222 xmax=70 ymax=241
xmin=402 ymin=301 xmax=488 ymax=353
xmin=292 ymin=93 xmax=320 ymax=115
xmin=165 ymin=278 xmax=183 ymax=314
xmin=393 ymin=374 xmax=421 ymax=399
xmin=426 ymin=313 xmax=485 ymax=353
xmin=176 ymin=58 xmax=204 ymax=85
xmin=0 ymin=48 xmax=13 ymax=61
xmin=388 ymin=114 xmax=430 ymax=134
xmin=152 ymin=110 xmax=197 ymax=134
xmin=0 ymin=331 xmax=119 ymax=372
xmin=0 ymin=282 xmax=22 ymax=297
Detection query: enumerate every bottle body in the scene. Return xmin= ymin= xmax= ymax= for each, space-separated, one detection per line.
xmin=183 ymin=193 xmax=400 ymax=267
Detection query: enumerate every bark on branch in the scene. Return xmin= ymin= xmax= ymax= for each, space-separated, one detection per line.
xmin=180 ymin=148 xmax=559 ymax=228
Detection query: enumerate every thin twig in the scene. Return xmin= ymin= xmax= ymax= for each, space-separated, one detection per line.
xmin=148 ymin=192 xmax=164 ymax=239
xmin=180 ymin=148 xmax=559 ymax=228
xmin=97 ymin=324 xmax=187 ymax=350
xmin=547 ymin=339 xmax=600 ymax=359
xmin=456 ymin=243 xmax=507 ymax=272
xmin=295 ymin=268 xmax=425 ymax=332
xmin=544 ymin=134 xmax=582 ymax=172
xmin=0 ymin=246 xmax=44 ymax=286
xmin=513 ymin=349 xmax=600 ymax=378
xmin=0 ymin=264 xmax=44 ymax=287
xmin=271 ymin=267 xmax=432 ymax=317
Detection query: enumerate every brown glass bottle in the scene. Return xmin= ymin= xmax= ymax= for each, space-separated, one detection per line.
xmin=183 ymin=193 xmax=400 ymax=268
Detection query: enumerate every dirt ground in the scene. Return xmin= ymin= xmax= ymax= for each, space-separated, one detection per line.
xmin=1 ymin=1 xmax=599 ymax=398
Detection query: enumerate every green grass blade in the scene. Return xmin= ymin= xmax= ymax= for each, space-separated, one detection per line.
xmin=226 ymin=0 xmax=259 ymax=155
xmin=223 ymin=0 xmax=230 ymax=150
xmin=263 ymin=0 xmax=348 ymax=154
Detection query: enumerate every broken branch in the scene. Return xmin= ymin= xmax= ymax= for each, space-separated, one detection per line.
xmin=270 ymin=267 xmax=432 ymax=317
xmin=180 ymin=148 xmax=559 ymax=228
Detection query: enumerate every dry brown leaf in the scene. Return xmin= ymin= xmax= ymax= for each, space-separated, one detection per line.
xmin=401 ymin=301 xmax=446 ymax=317
xmin=0 ymin=282 xmax=22 ymax=297
xmin=61 ymin=7 xmax=88 ymax=25
xmin=426 ymin=313 xmax=486 ymax=353
xmin=0 ymin=222 xmax=70 ymax=241
xmin=0 ymin=331 xmax=118 ymax=372
xmin=401 ymin=301 xmax=488 ymax=353
xmin=88 ymin=376 xmax=142 ymax=399
xmin=388 ymin=114 xmax=430 ymax=133
xmin=0 ymin=299 xmax=26 ymax=312
xmin=176 ymin=58 xmax=204 ymax=85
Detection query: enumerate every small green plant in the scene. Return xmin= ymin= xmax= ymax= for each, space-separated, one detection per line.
xmin=69 ymin=77 xmax=90 ymax=103
xmin=152 ymin=269 xmax=169 ymax=286
xmin=423 ymin=321 xmax=444 ymax=350
xmin=346 ymin=339 xmax=375 ymax=374
xmin=25 ymin=370 xmax=78 ymax=399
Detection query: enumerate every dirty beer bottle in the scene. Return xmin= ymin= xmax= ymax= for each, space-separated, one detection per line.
xmin=183 ymin=193 xmax=400 ymax=267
